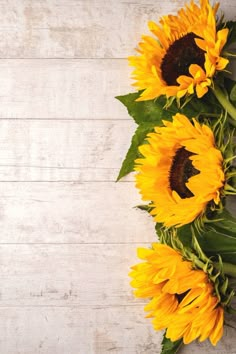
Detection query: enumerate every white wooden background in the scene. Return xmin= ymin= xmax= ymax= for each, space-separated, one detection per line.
xmin=0 ymin=0 xmax=235 ymax=353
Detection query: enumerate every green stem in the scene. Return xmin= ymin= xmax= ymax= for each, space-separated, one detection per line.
xmin=215 ymin=262 xmax=236 ymax=278
xmin=222 ymin=51 xmax=236 ymax=58
xmin=212 ymin=85 xmax=236 ymax=127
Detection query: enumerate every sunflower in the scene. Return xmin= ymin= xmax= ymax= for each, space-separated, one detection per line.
xmin=129 ymin=0 xmax=229 ymax=101
xmin=129 ymin=243 xmax=224 ymax=346
xmin=135 ymin=113 xmax=225 ymax=227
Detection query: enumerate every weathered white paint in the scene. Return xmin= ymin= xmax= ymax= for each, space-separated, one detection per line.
xmin=0 ymin=0 xmax=235 ymax=353
xmin=0 ymin=0 xmax=233 ymax=58
xmin=0 ymin=119 xmax=136 ymax=181
xmin=0 ymin=243 xmax=149 ymax=306
xmin=0 ymin=59 xmax=131 ymax=119
xmin=0 ymin=182 xmax=155 ymax=243
xmin=0 ymin=306 xmax=234 ymax=354
xmin=0 ymin=306 xmax=164 ymax=354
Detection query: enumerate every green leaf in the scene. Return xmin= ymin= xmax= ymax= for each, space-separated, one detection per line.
xmin=197 ymin=228 xmax=236 ymax=262
xmin=230 ymin=83 xmax=236 ymax=102
xmin=116 ymin=122 xmax=156 ymax=181
xmin=224 ymin=77 xmax=236 ymax=98
xmin=224 ymin=21 xmax=236 ymax=47
xmin=161 ymin=333 xmax=183 ymax=354
xmin=115 ymin=89 xmax=225 ymax=181
xmin=116 ymin=91 xmax=222 ymax=127
xmin=136 ymin=204 xmax=153 ymax=213
xmin=116 ymin=92 xmax=175 ymax=125
xmin=213 ymin=209 xmax=236 ymax=237
xmin=181 ymin=92 xmax=221 ymax=117
xmin=177 ymin=224 xmax=193 ymax=249
xmin=155 ymin=222 xmax=164 ymax=241
xmin=196 ymin=210 xmax=236 ymax=264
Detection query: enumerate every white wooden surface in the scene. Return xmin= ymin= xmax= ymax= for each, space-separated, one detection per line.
xmin=0 ymin=0 xmax=235 ymax=353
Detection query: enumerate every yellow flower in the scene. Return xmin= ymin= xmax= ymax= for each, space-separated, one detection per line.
xmin=129 ymin=243 xmax=224 ymax=346
xmin=129 ymin=0 xmax=229 ymax=101
xmin=135 ymin=113 xmax=225 ymax=227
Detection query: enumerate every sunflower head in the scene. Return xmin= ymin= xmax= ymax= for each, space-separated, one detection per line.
xmin=129 ymin=0 xmax=229 ymax=101
xmin=135 ymin=113 xmax=225 ymax=227
xmin=129 ymin=242 xmax=233 ymax=346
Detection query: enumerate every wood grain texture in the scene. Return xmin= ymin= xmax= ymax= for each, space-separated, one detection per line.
xmin=0 ymin=59 xmax=131 ymax=119
xmin=0 ymin=119 xmax=135 ymax=181
xmin=0 ymin=307 xmax=234 ymax=354
xmin=0 ymin=244 xmax=146 ymax=306
xmin=0 ymin=0 xmax=234 ymax=59
xmin=0 ymin=0 xmax=235 ymax=353
xmin=0 ymin=306 xmax=163 ymax=354
xmin=0 ymin=242 xmax=234 ymax=354
xmin=1 ymin=58 xmax=233 ymax=121
xmin=0 ymin=182 xmax=154 ymax=244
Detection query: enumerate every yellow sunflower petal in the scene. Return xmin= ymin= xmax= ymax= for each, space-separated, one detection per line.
xmin=129 ymin=0 xmax=229 ymax=101
xmin=130 ymin=243 xmax=224 ymax=346
xmin=135 ymin=113 xmax=225 ymax=227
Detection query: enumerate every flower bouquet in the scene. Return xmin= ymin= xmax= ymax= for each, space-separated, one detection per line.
xmin=116 ymin=0 xmax=236 ymax=353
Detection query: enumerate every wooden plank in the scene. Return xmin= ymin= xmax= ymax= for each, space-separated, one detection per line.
xmin=0 ymin=1 xmax=234 ymax=353
xmin=0 ymin=181 xmax=234 ymax=244
xmin=0 ymin=182 xmax=155 ymax=243
xmin=0 ymin=306 xmax=233 ymax=354
xmin=0 ymin=0 xmax=234 ymax=59
xmin=0 ymin=119 xmax=136 ymax=181
xmin=0 ymin=306 xmax=163 ymax=354
xmin=5 ymin=59 xmax=235 ymax=121
xmin=181 ymin=326 xmax=236 ymax=354
xmin=0 ymin=244 xmax=150 ymax=306
xmin=0 ymin=59 xmax=132 ymax=119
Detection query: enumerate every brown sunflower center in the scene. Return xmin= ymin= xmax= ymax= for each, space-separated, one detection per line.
xmin=169 ymin=147 xmax=200 ymax=199
xmin=160 ymin=32 xmax=205 ymax=86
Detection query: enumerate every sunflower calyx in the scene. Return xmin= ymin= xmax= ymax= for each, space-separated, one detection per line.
xmin=161 ymin=227 xmax=235 ymax=309
xmin=118 ymin=0 xmax=236 ymax=351
xmin=212 ymin=258 xmax=235 ymax=308
xmin=130 ymin=242 xmax=225 ymax=346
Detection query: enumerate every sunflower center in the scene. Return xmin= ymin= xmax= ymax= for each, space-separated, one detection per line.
xmin=161 ymin=32 xmax=205 ymax=86
xmin=169 ymin=147 xmax=200 ymax=199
